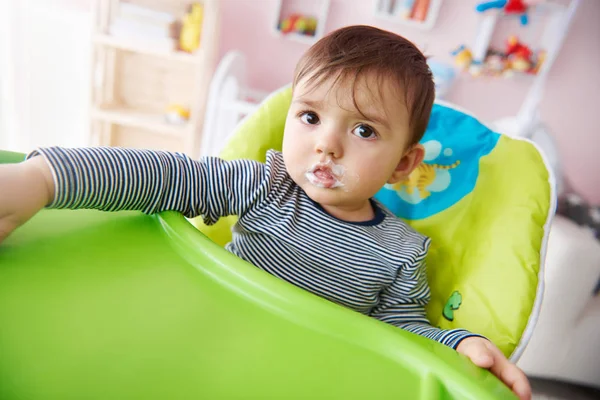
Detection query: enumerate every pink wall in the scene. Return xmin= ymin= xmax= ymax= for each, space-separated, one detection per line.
xmin=219 ymin=0 xmax=600 ymax=202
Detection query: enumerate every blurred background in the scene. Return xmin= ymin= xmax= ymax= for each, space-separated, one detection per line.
xmin=1 ymin=0 xmax=599 ymax=201
xmin=0 ymin=0 xmax=598 ymax=398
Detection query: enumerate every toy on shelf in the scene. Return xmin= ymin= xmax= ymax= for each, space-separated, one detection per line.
xmin=450 ymin=36 xmax=544 ymax=78
xmin=475 ymin=0 xmax=547 ymax=25
xmin=410 ymin=0 xmax=432 ymax=22
xmin=453 ymin=0 xmax=571 ymax=79
xmin=273 ymin=0 xmax=330 ymax=43
xmin=505 ymin=35 xmax=533 ymax=72
xmin=373 ymin=0 xmax=442 ymax=30
xmin=170 ymin=2 xmax=204 ymax=53
xmin=506 ymin=35 xmax=532 ymax=60
xmin=450 ymin=45 xmax=473 ymax=71
xmin=165 ymin=104 xmax=191 ymax=125
xmin=397 ymin=0 xmax=416 ymax=20
xmin=278 ymin=14 xmax=318 ymax=37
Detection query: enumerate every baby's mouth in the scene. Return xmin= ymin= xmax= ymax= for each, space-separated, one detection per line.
xmin=306 ymin=164 xmax=343 ymax=189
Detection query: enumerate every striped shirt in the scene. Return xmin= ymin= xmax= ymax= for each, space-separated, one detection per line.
xmin=30 ymin=147 xmax=477 ymax=349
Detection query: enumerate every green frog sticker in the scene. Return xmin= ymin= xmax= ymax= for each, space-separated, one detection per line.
xmin=443 ymin=290 xmax=462 ymax=322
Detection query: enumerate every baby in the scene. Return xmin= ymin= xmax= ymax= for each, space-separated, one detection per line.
xmin=0 ymin=25 xmax=530 ymax=399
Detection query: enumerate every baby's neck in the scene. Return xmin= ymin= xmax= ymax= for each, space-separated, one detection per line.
xmin=320 ymin=201 xmax=375 ymax=223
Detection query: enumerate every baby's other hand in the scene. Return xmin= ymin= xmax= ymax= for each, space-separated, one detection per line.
xmin=0 ymin=156 xmax=54 ymax=243
xmin=457 ymin=336 xmax=531 ymax=400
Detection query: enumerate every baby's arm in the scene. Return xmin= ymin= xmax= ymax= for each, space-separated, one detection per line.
xmin=0 ymin=146 xmax=271 ymax=242
xmin=25 ymin=147 xmax=269 ymax=220
xmin=370 ymin=245 xmax=530 ymax=400
xmin=370 ymin=250 xmax=479 ymax=349
xmin=0 ymin=156 xmax=54 ymax=243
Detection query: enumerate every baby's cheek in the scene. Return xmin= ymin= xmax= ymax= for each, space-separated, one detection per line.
xmin=339 ymin=169 xmax=361 ymax=193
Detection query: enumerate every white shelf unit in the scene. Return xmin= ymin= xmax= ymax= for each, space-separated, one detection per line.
xmin=93 ymin=33 xmax=201 ymax=64
xmin=90 ymin=0 xmax=220 ymax=157
xmin=90 ymin=105 xmax=189 ymax=137
xmin=373 ymin=0 xmax=443 ymax=31
xmin=472 ymin=0 xmax=574 ymax=65
xmin=488 ymin=0 xmax=580 ymax=141
xmin=272 ymin=0 xmax=330 ymax=45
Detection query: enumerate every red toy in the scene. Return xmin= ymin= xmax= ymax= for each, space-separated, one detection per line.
xmin=475 ymin=0 xmax=546 ymax=25
xmin=506 ymin=36 xmax=532 ymax=60
xmin=504 ymin=0 xmax=528 ymax=14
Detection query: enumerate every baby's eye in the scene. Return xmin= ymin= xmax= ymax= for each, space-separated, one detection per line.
xmin=352 ymin=124 xmax=377 ymax=139
xmin=299 ymin=111 xmax=320 ymax=125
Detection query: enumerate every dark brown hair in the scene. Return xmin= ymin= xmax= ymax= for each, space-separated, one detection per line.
xmin=293 ymin=25 xmax=435 ymax=145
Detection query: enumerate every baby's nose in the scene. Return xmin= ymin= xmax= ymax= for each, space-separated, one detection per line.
xmin=315 ymin=130 xmax=343 ymax=158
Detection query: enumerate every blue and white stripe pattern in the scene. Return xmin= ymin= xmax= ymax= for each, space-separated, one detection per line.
xmin=30 ymin=147 xmax=478 ymax=349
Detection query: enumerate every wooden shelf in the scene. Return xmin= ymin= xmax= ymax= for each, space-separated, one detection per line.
xmin=93 ymin=33 xmax=201 ymax=64
xmin=91 ymin=0 xmax=220 ymax=156
xmin=91 ymin=105 xmax=189 ymax=137
xmin=271 ymin=30 xmax=319 ymax=45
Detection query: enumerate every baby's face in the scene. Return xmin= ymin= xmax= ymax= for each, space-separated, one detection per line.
xmin=282 ymin=72 xmax=414 ymax=220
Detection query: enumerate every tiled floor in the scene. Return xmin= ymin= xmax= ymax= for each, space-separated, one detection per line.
xmin=530 ymin=377 xmax=600 ymax=400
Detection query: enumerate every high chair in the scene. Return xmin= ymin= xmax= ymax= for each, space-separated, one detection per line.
xmin=196 ymin=85 xmax=555 ymax=361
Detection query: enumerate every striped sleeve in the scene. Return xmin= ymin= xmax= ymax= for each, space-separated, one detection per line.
xmin=370 ymin=240 xmax=482 ymax=349
xmin=27 ymin=147 xmax=270 ymax=224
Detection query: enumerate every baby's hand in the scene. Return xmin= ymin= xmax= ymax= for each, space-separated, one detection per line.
xmin=0 ymin=156 xmax=54 ymax=243
xmin=457 ymin=336 xmax=531 ymax=400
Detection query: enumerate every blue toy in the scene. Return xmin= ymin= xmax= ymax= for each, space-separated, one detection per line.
xmin=475 ymin=0 xmax=533 ymax=25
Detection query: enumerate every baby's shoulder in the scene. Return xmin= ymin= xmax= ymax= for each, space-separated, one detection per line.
xmin=264 ymin=149 xmax=285 ymax=171
xmin=261 ymin=150 xmax=295 ymax=189
xmin=238 ymin=150 xmax=301 ymax=211
xmin=374 ymin=203 xmax=431 ymax=261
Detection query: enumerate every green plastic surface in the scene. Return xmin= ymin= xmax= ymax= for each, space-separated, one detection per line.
xmin=0 ymin=150 xmax=515 ymax=399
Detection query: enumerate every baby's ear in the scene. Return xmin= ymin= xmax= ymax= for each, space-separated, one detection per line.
xmin=388 ymin=144 xmax=424 ymax=184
